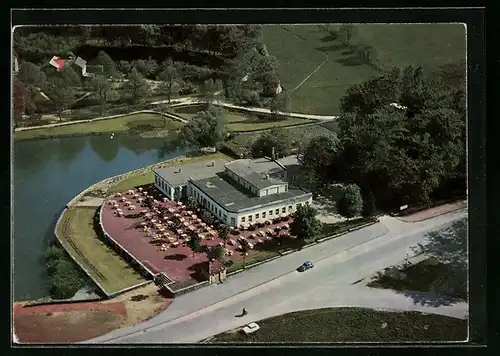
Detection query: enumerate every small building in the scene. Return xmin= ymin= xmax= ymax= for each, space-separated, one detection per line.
xmin=201 ymin=259 xmax=227 ymax=284
xmin=153 ymin=158 xmax=229 ymax=201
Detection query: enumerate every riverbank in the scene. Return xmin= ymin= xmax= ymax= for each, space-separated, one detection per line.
xmin=54 ymin=152 xmax=233 ymax=298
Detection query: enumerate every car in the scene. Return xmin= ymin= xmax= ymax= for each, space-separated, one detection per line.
xmin=297 ymin=261 xmax=314 ymax=272
xmin=242 ymin=322 xmax=260 ymax=334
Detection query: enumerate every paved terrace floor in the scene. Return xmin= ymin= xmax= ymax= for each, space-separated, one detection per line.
xmin=101 ymin=185 xmax=295 ymax=283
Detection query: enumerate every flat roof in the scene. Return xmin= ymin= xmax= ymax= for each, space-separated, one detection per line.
xmin=153 ymin=157 xmax=229 ymax=186
xmin=190 ymin=174 xmax=312 ymax=214
xmin=225 ymin=158 xmax=287 ymax=189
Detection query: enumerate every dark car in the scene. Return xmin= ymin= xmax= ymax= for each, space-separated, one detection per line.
xmin=297 ymin=261 xmax=314 ymax=272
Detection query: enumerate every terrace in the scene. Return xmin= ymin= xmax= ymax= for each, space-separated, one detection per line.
xmin=100 ymin=184 xmax=295 ymax=285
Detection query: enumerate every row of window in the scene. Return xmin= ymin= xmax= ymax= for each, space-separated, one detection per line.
xmin=240 ymin=202 xmax=307 ymax=223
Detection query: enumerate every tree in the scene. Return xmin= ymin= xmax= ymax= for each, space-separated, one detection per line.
xmin=269 ymin=92 xmax=290 ymax=118
xmin=217 ymin=224 xmax=230 ymax=248
xmin=338 ymin=24 xmax=358 ymax=46
xmin=261 ymin=71 xmax=280 ymax=97
xmin=356 ymin=44 xmax=379 ymax=67
xmin=362 ymin=189 xmax=377 ymax=217
xmin=178 ymin=106 xmax=228 ymax=149
xmin=290 ymin=204 xmax=322 ymax=240
xmin=297 ymin=135 xmax=340 ymax=186
xmin=157 ymin=59 xmax=181 ymax=103
xmin=134 ymin=57 xmax=158 ymax=77
xmin=13 ymin=79 xmax=29 ymax=122
xmin=187 ymin=235 xmax=202 ymax=257
xmin=44 ymin=71 xmax=79 ymax=121
xmin=87 ymin=74 xmax=113 ymax=115
xmin=48 ymin=258 xmax=86 ymax=299
xmin=336 ymin=65 xmax=466 ymax=209
xmin=199 ymin=79 xmax=220 ymax=104
xmin=125 ymin=68 xmax=149 ymax=104
xmin=206 ymin=245 xmax=225 ymax=262
xmin=251 ymin=128 xmax=291 ymax=158
xmin=93 ymin=50 xmax=119 ymax=78
xmin=18 ymin=61 xmax=47 ymax=87
xmin=338 ymin=184 xmax=363 ymax=219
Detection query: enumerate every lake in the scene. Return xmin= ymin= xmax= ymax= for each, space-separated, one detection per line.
xmin=13 ymin=134 xmax=186 ymax=301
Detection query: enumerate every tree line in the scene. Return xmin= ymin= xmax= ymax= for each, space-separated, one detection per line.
xmin=14 ymin=25 xmax=263 ymax=62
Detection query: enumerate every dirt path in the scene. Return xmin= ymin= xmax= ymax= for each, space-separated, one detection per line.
xmin=14 ymin=284 xmax=172 ymax=344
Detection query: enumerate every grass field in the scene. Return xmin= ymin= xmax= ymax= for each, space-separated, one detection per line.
xmin=106 ymin=152 xmax=233 ymax=194
xmin=206 ymin=308 xmax=467 ymax=342
xmin=172 ymin=104 xmax=316 ymax=132
xmin=56 ymin=207 xmax=145 ymax=295
xmin=224 ymin=124 xmax=335 ymax=158
xmin=14 ymin=113 xmax=184 ymax=141
xmin=263 ymin=24 xmax=466 ymax=115
xmin=262 ymin=25 xmax=327 ymax=92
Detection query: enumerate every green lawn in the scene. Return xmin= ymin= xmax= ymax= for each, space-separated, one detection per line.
xmin=172 ymin=104 xmax=316 ymax=132
xmin=205 ymin=308 xmax=467 ymax=342
xmin=107 ymin=152 xmax=233 ymax=194
xmin=226 ymin=250 xmax=279 ymax=273
xmin=14 ymin=113 xmax=184 ymax=141
xmin=263 ymin=24 xmax=466 ymax=115
xmin=262 ymin=25 xmax=327 ymax=91
xmin=56 ymin=207 xmax=145 ymax=295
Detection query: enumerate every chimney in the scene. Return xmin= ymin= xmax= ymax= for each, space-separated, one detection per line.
xmin=265 ymin=174 xmax=270 ymax=179
xmin=211 ymin=161 xmax=215 ymax=167
xmin=271 ymin=147 xmax=276 ymax=161
xmin=178 ymin=168 xmax=182 ymax=173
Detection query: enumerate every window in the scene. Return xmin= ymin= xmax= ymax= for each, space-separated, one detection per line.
xmin=256 ymin=213 xmax=260 ymax=219
xmin=241 ymin=216 xmax=246 ymax=223
xmin=285 ymin=185 xmax=288 ymax=192
xmin=288 ymin=205 xmax=292 ymax=211
xmin=262 ymin=211 xmax=266 ymax=218
xmin=282 ymin=207 xmax=286 ymax=213
xmin=297 ymin=203 xmax=302 ymax=208
xmin=305 ymin=201 xmax=310 ymax=205
xmin=269 ymin=210 xmax=273 ymax=216
xmin=223 ymin=214 xmax=227 ymax=221
xmin=231 ymin=217 xmax=236 ymax=225
xmin=275 ymin=209 xmax=279 ymax=215
xmin=248 ymin=215 xmax=253 ymax=222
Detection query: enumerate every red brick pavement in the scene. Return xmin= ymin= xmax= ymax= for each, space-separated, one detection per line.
xmin=101 ymin=185 xmax=293 ymax=283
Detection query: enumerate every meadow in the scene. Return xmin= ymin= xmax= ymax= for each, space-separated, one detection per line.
xmin=263 ymin=24 xmax=466 ymax=115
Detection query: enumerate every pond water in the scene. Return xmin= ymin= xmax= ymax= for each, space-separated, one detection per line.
xmin=13 ymin=134 xmax=186 ymax=301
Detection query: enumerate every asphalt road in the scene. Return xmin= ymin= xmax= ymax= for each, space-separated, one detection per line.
xmin=87 ymin=210 xmax=467 ymax=344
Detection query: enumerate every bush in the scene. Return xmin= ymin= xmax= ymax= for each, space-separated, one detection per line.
xmin=44 ymin=243 xmax=88 ymax=300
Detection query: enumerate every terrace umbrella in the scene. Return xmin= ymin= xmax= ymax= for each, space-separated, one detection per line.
xmin=138 ymin=187 xmax=143 ymax=191
xmin=187 ymin=210 xmax=193 ymax=215
xmin=163 ymin=198 xmax=168 ymax=202
xmin=116 ymin=193 xmax=122 ymax=197
xmin=192 ymin=215 xmax=197 ymax=219
xmin=174 ymin=213 xmax=181 ymax=218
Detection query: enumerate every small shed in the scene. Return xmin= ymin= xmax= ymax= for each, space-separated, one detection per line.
xmin=201 ymin=259 xmax=227 ymax=284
